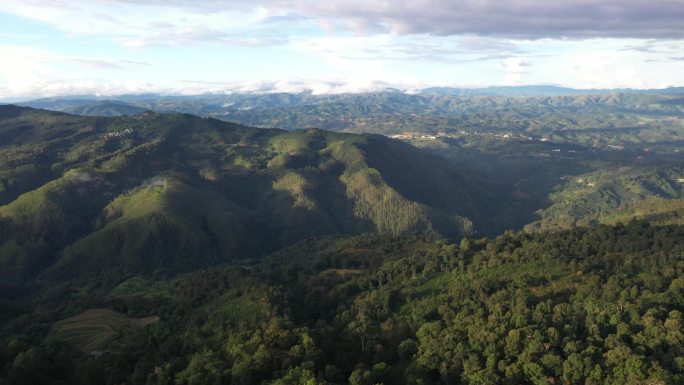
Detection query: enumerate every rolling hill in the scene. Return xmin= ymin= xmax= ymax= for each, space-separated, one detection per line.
xmin=0 ymin=105 xmax=491 ymax=285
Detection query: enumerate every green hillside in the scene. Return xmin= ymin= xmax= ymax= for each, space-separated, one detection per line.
xmin=527 ymin=164 xmax=684 ymax=231
xmin=0 ymin=106 xmax=487 ymax=284
xmin=50 ymin=178 xmax=250 ymax=281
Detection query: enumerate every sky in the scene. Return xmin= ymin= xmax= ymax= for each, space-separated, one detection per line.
xmin=0 ymin=0 xmax=683 ymax=99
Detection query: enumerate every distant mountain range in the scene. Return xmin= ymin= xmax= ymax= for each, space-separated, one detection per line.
xmin=11 ymin=88 xmax=684 ymax=147
xmin=421 ymin=85 xmax=684 ymax=96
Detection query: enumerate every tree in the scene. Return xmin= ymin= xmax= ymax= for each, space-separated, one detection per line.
xmin=174 ymin=350 xmax=227 ymax=385
xmin=269 ymin=366 xmax=325 ymax=385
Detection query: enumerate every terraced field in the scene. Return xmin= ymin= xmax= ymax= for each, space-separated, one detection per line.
xmin=50 ymin=308 xmax=158 ymax=353
xmin=51 ymin=309 xmax=128 ymax=353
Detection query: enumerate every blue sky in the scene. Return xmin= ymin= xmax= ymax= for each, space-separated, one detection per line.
xmin=0 ymin=0 xmax=683 ymax=98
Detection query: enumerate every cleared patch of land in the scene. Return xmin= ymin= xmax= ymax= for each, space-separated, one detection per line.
xmin=51 ymin=308 xmax=158 ymax=353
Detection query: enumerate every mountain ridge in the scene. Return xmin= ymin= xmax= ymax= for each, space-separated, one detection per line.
xmin=0 ymin=105 xmax=491 ymax=285
xmin=14 ymin=90 xmax=684 ymax=147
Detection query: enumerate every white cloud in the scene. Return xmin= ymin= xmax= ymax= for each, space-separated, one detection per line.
xmin=0 ymin=45 xmax=62 ymax=96
xmin=0 ymin=44 xmax=153 ymax=97
xmin=0 ymin=0 xmax=289 ymax=48
xmin=0 ymin=1 xmax=682 ymax=98
xmin=178 ymin=78 xmax=404 ymax=95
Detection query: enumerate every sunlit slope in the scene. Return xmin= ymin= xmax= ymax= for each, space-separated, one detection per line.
xmin=0 ymin=106 xmax=487 ymax=282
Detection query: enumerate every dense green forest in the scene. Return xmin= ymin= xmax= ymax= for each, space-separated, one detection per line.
xmin=1 ymin=104 xmax=684 ymax=384
xmin=2 ymin=222 xmax=683 ymax=385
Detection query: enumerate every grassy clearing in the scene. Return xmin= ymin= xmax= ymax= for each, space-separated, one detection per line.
xmin=109 ymin=276 xmax=178 ymax=299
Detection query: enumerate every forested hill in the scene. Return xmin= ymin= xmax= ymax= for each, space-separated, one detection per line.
xmin=1 ymin=221 xmax=683 ymax=385
xmin=0 ymin=105 xmax=492 ymax=285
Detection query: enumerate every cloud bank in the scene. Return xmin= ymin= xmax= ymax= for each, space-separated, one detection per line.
xmin=114 ymin=0 xmax=684 ymax=39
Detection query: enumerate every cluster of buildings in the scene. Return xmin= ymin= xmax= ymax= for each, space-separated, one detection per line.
xmin=102 ymin=127 xmax=134 ymax=139
xmin=388 ymin=130 xmax=528 ymax=141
